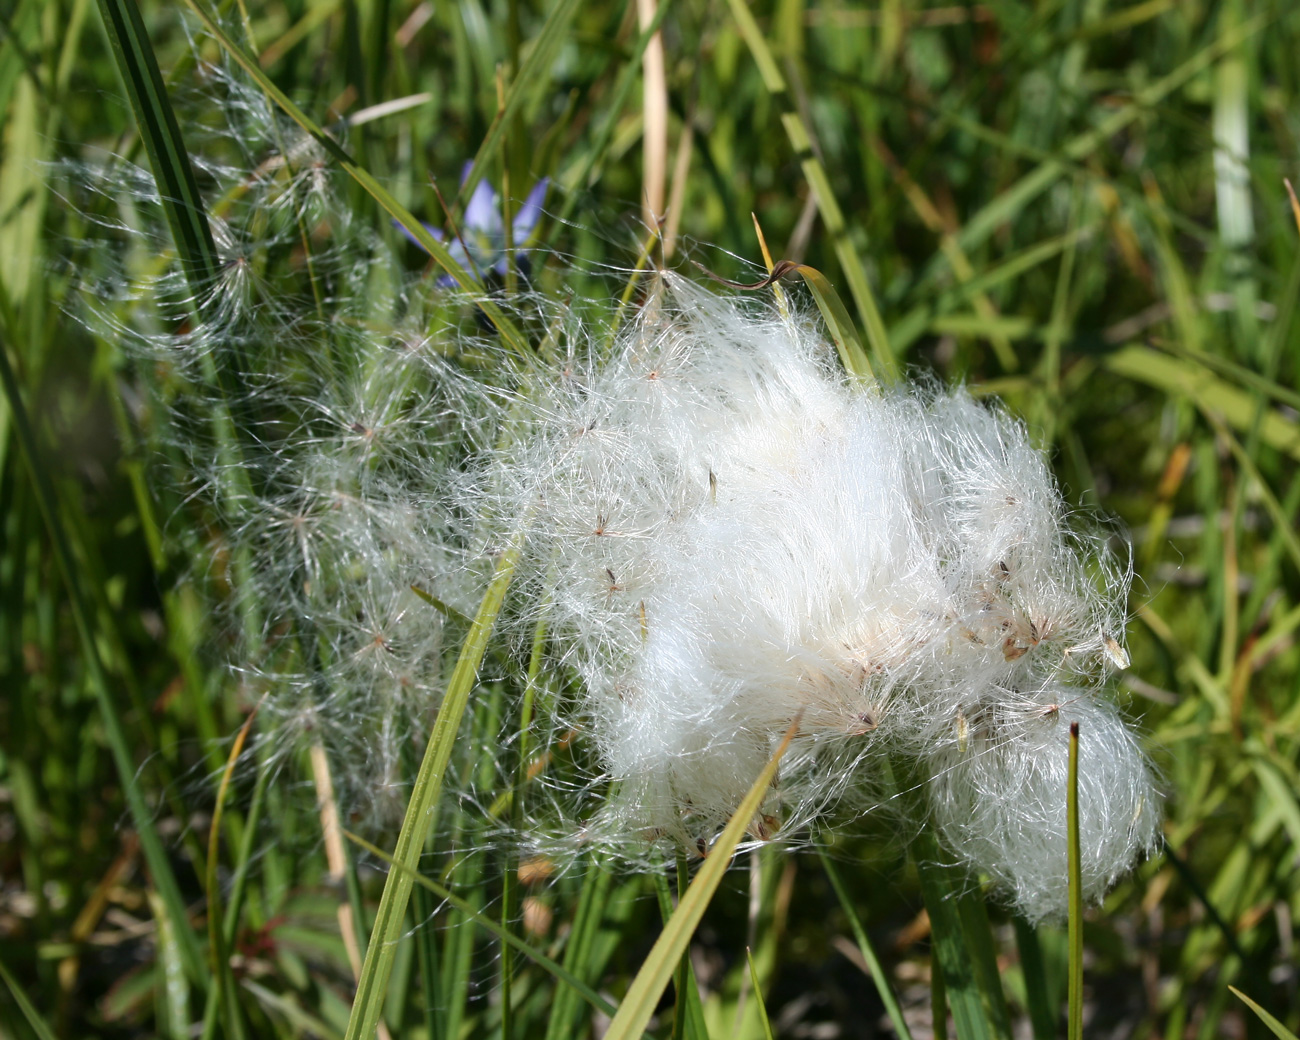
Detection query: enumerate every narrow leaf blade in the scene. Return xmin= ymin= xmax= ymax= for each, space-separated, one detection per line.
xmin=603 ymin=717 xmax=800 ymax=1040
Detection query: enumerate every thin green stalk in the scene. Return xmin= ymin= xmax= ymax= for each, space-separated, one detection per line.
xmin=205 ymin=707 xmax=257 ymax=1040
xmin=341 ymin=538 xmax=521 ymax=1040
xmin=0 ymin=957 xmax=58 ymax=1040
xmin=653 ymin=870 xmax=686 ymax=1040
xmin=502 ymin=604 xmax=551 ymax=1040
xmin=439 ymin=847 xmax=481 ymax=1040
xmin=499 ymin=845 xmax=515 ymax=1040
xmin=818 ymin=849 xmax=913 ymax=1040
xmin=954 ymin=886 xmax=1014 ymax=1040
xmin=411 ymin=875 xmax=442 ymax=1040
xmin=649 ymin=860 xmax=708 ymax=1040
xmin=94 ymin=0 xmax=261 ymax=451
xmin=549 ymin=0 xmax=674 ymax=235
xmin=674 ymin=854 xmax=710 ymax=1040
xmin=1012 ymin=917 xmax=1058 ymax=1040
xmin=200 ymin=735 xmax=273 ymax=1040
xmin=911 ymin=827 xmax=1001 ymax=1040
xmin=545 ymin=854 xmax=615 ymax=1040
xmin=603 ymin=717 xmax=799 ymax=1040
xmin=1067 ymin=721 xmax=1083 ymax=1040
xmin=0 ymin=339 xmax=206 ymax=987
xmin=746 ymin=948 xmax=774 ymax=1040
xmin=93 ymin=0 xmax=269 ymax=711
xmin=436 ymin=687 xmax=506 ymax=1039
xmin=93 ymin=0 xmax=217 ymax=291
xmin=346 ymin=832 xmax=618 ymax=1019
xmin=224 ymin=750 xmax=268 ymax=949
xmin=724 ymin=0 xmax=897 ymax=382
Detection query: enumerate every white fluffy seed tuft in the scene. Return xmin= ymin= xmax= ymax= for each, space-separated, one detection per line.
xmin=925 ymin=692 xmax=1159 ymax=923
xmin=474 ymin=274 xmax=1159 ymax=919
xmin=67 ymin=50 xmax=1158 ymax=916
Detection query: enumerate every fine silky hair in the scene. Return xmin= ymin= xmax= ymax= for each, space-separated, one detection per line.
xmin=470 ymin=275 xmax=1160 ymax=922
xmin=69 ymin=53 xmax=1160 ymax=922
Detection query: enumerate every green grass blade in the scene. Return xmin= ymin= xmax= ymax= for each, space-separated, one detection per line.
xmin=1067 ymin=722 xmax=1082 ymax=1040
xmin=147 ymin=890 xmax=192 ymax=1040
xmin=1247 ymin=755 xmax=1300 ymax=852
xmin=651 ymin=864 xmax=709 ymax=1040
xmin=0 ymin=956 xmax=58 ymax=1040
xmin=871 ymin=142 xmax=1017 ymax=371
xmin=1161 ymin=342 xmax=1300 ymax=415
xmin=1012 ymin=917 xmax=1058 ymax=1040
xmin=179 ymin=0 xmax=529 ymax=357
xmin=1198 ymin=411 xmax=1300 ymax=578
xmin=453 ymin=0 xmax=583 ymax=215
xmin=1104 ymin=346 xmax=1300 ymax=463
xmin=549 ymin=0 xmax=673 ymax=233
xmin=887 ymin=7 xmax=1274 ymax=304
xmin=438 ymin=850 xmax=481 ymax=1040
xmin=91 ymin=0 xmax=258 ymax=512
xmin=1229 ymin=987 xmax=1300 ymax=1040
xmin=206 ymin=706 xmax=256 ymax=1040
xmin=818 ymin=848 xmax=913 ymax=1040
xmin=674 ymin=857 xmax=711 ymax=1040
xmin=953 ymin=887 xmax=1013 ymax=1040
xmin=724 ymin=0 xmax=897 ymax=381
xmin=602 ymin=717 xmax=799 ymax=1040
xmin=499 ymin=856 xmax=515 ymax=1040
xmin=198 ymin=742 xmax=272 ymax=1040
xmin=0 ymin=340 xmax=207 ymax=988
xmin=341 ymin=538 xmax=521 ymax=1040
xmin=932 ymin=948 xmax=948 ymax=1040
xmin=1145 ymin=179 xmax=1205 ymax=356
xmin=745 ymin=948 xmax=775 ymax=1040
xmin=344 ymin=831 xmax=617 ymax=1018
xmin=796 ymin=264 xmax=874 ymax=383
xmin=946 ymin=12 xmax=1268 ymax=265
xmin=241 ymin=979 xmax=346 ymax=1040
xmin=653 ymin=870 xmax=687 ymax=1040
xmin=223 ymin=752 xmax=268 ymax=950
xmin=410 ymin=876 xmax=442 ymax=1040
xmin=943 ymin=229 xmax=1094 ymax=316
xmin=545 ymin=855 xmax=615 ymax=1040
xmin=911 ymin=828 xmax=997 ymax=1040
xmin=93 ymin=0 xmax=218 ymax=294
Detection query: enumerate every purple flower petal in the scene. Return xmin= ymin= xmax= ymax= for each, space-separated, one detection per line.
xmin=393 ymin=219 xmax=445 ymax=250
xmin=464 ymin=176 xmax=500 ymax=234
xmin=512 ymin=177 xmax=549 ymax=239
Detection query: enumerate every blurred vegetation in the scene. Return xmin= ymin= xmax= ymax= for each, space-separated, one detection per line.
xmin=2 ymin=0 xmax=1300 ymax=1037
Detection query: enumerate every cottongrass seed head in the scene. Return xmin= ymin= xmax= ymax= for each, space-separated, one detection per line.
xmin=474 ymin=274 xmax=1160 ymax=921
xmin=62 ymin=60 xmax=497 ymax=826
xmin=68 ymin=43 xmax=1158 ymax=917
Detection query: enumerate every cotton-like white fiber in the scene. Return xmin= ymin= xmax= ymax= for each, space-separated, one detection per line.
xmin=473 ymin=275 xmax=1159 ymax=920
xmin=924 ymin=691 xmax=1159 ymax=923
xmin=68 ymin=53 xmax=1158 ymax=917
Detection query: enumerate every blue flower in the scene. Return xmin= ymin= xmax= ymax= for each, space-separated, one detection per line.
xmin=399 ymin=165 xmax=548 ymax=285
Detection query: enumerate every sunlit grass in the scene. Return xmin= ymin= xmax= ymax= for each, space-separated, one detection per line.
xmin=3 ymin=0 xmax=1300 ymax=1037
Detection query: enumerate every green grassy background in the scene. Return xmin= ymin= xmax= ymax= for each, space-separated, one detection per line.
xmin=2 ymin=0 xmax=1300 ymax=1037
